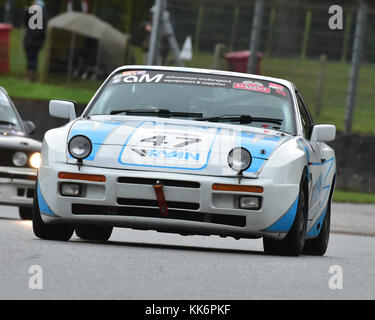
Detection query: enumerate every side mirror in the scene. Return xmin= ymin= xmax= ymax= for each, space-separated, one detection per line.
xmin=49 ymin=100 xmax=77 ymax=121
xmin=23 ymin=120 xmax=36 ymax=135
xmin=310 ymin=124 xmax=336 ymax=142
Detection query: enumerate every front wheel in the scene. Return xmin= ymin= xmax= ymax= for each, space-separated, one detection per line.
xmin=263 ymin=172 xmax=308 ymax=256
xmin=32 ymin=184 xmax=74 ymax=241
xmin=75 ymin=224 xmax=113 ymax=242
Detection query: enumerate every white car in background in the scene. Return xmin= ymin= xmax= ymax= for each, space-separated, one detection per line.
xmin=0 ymin=87 xmax=41 ymax=220
xmin=33 ymin=66 xmax=336 ymax=256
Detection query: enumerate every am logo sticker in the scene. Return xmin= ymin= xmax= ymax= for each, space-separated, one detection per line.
xmin=112 ymin=73 xmax=164 ymax=84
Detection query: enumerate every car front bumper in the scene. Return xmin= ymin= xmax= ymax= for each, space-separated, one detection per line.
xmin=38 ymin=163 xmax=300 ymax=240
xmin=0 ymin=166 xmax=37 ymax=207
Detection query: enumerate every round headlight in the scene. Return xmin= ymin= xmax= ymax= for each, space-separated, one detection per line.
xmin=13 ymin=152 xmax=28 ymax=167
xmin=68 ymin=135 xmax=92 ymax=160
xmin=29 ymin=152 xmax=41 ymax=169
xmin=228 ymin=147 xmax=252 ymax=172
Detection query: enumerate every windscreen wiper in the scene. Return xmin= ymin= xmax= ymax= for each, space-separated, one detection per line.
xmin=110 ymin=109 xmax=203 ymax=118
xmin=196 ymin=115 xmax=283 ymax=125
xmin=0 ymin=120 xmax=16 ymax=127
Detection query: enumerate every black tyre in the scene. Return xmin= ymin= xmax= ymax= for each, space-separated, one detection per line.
xmin=75 ymin=224 xmax=113 ymax=242
xmin=32 ymin=185 xmax=74 ymax=241
xmin=19 ymin=207 xmax=33 ymax=220
xmin=263 ymin=171 xmax=308 ymax=256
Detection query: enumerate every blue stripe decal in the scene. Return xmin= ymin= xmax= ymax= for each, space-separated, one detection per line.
xmin=69 ymin=121 xmax=122 ymax=161
xmin=323 ymin=158 xmax=335 ymax=184
xmin=313 ymin=186 xmax=330 ymax=220
xmin=246 ymin=158 xmax=266 ymax=173
xmin=117 ymin=120 xmax=146 ymax=164
xmin=238 ymin=131 xmax=281 ymax=159
xmin=310 ymin=173 xmax=322 ymax=208
xmin=297 ymin=138 xmax=311 ymax=182
xmin=310 ymin=157 xmax=335 ymax=167
xmin=37 ymin=184 xmax=58 ymax=217
xmin=306 ymin=206 xmax=327 ymax=239
xmin=263 ymin=197 xmax=299 ymax=233
xmin=309 ymin=158 xmax=334 ymax=222
xmin=236 ymin=131 xmax=281 ymax=173
xmin=308 ymin=157 xmax=334 ymax=185
xmin=306 ymin=160 xmax=335 ymax=238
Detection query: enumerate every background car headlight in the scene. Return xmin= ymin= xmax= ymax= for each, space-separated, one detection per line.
xmin=13 ymin=152 xmax=28 ymax=167
xmin=228 ymin=147 xmax=252 ymax=172
xmin=68 ymin=135 xmax=92 ymax=160
xmin=29 ymin=152 xmax=41 ymax=169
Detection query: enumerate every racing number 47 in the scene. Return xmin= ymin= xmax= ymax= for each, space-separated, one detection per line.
xmin=140 ymin=135 xmax=201 ymax=148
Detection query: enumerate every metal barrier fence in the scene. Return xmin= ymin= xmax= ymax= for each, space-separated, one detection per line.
xmin=2 ymin=0 xmax=375 ymax=135
xmin=168 ymin=0 xmax=375 ymax=62
xmin=164 ymin=0 xmax=375 ymax=134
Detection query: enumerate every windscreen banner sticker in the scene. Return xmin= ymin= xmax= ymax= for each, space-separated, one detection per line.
xmin=119 ymin=122 xmax=219 ymax=170
xmin=233 ymin=81 xmax=270 ymax=93
xmin=163 ymin=74 xmax=232 ymax=87
xmin=269 ymin=82 xmax=284 ymax=91
xmin=109 ymin=70 xmax=290 ymax=100
xmin=269 ymin=82 xmax=287 ymax=96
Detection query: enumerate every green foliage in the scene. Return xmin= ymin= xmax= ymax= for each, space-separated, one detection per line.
xmin=6 ymin=23 xmax=375 ymax=135
xmin=333 ymin=190 xmax=375 ymax=203
xmin=0 ymin=75 xmax=95 ymax=104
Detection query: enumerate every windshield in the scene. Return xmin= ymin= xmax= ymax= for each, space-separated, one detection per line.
xmin=87 ymin=70 xmax=295 ymax=134
xmin=0 ymin=90 xmax=22 ymax=132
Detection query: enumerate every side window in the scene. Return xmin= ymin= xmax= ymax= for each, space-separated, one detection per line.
xmin=296 ymin=91 xmax=313 ymax=139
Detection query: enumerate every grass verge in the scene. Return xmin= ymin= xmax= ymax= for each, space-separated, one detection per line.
xmin=0 ymin=75 xmax=96 ymax=104
xmin=333 ymin=190 xmax=375 ymax=204
xmin=4 ymin=28 xmax=375 ymax=133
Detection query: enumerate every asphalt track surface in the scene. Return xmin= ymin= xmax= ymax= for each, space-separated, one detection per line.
xmin=0 ymin=203 xmax=374 ymax=300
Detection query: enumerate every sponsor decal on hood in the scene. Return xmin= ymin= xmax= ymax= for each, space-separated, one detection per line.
xmin=68 ymin=118 xmax=288 ymax=175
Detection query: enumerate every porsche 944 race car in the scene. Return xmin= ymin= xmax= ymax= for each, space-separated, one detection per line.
xmin=33 ymin=66 xmax=336 ymax=256
xmin=0 ymin=87 xmax=41 ymax=220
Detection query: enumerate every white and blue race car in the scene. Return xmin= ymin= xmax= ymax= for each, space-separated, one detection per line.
xmin=33 ymin=66 xmax=336 ymax=256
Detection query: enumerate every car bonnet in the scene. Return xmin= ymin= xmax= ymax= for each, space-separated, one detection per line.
xmin=67 ymin=116 xmax=290 ymax=176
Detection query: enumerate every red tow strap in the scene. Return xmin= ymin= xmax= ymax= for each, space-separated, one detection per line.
xmin=153 ymin=181 xmax=168 ymax=217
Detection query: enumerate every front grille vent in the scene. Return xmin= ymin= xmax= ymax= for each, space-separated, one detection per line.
xmin=117 ymin=177 xmax=200 ymax=189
